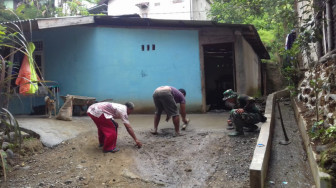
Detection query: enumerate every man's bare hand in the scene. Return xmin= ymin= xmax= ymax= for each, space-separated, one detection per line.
xmin=135 ymin=140 xmax=142 ymax=148
xmin=166 ymin=115 xmax=170 ymax=122
xmin=184 ymin=118 xmax=190 ymax=125
xmin=235 ymin=108 xmax=244 ymax=114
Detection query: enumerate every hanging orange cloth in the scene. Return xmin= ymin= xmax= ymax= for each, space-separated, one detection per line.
xmin=15 ymin=55 xmax=40 ymax=94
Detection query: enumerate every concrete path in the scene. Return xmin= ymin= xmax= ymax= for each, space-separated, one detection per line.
xmin=16 ymin=112 xmax=230 ymax=147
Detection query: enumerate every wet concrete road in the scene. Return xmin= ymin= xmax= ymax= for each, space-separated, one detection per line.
xmin=16 ymin=112 xmax=230 ymax=147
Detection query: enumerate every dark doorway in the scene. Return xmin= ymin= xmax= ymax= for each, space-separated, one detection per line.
xmin=204 ymin=43 xmax=235 ymax=111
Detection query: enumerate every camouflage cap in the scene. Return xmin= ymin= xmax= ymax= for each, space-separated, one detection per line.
xmin=222 ymin=89 xmax=238 ymax=101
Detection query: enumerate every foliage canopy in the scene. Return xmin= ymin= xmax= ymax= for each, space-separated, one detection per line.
xmin=209 ymin=0 xmax=297 ymax=62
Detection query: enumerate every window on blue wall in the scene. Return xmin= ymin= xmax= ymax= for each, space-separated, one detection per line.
xmin=141 ymin=44 xmax=156 ymax=51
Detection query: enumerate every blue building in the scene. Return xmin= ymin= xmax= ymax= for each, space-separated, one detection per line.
xmin=3 ymin=15 xmax=269 ymax=114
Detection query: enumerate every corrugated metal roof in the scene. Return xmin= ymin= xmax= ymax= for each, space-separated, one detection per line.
xmin=88 ymin=4 xmax=108 ymax=14
xmin=0 ymin=16 xmax=270 ymax=59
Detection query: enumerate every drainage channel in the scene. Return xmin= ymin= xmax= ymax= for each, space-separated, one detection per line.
xmin=265 ymin=98 xmax=314 ymax=187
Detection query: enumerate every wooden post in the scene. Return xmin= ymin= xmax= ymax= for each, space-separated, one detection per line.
xmin=326 ymin=0 xmax=333 ymax=52
xmin=4 ymin=49 xmax=15 ymax=109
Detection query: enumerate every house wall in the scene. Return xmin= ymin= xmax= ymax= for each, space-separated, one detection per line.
xmin=107 ymin=0 xmax=139 ymax=16
xmin=4 ymin=0 xmax=14 ymax=9
xmin=108 ymin=0 xmax=192 ymax=20
xmin=234 ymin=31 xmax=261 ymax=96
xmin=242 ymin=37 xmax=261 ymax=96
xmin=9 ymin=26 xmax=203 ymax=114
xmin=142 ymin=0 xmax=191 ymax=20
xmin=107 ymin=0 xmax=210 ymax=20
xmin=198 ymin=27 xmax=235 ymax=111
xmin=296 ymin=0 xmax=319 ymax=68
xmin=191 ymin=0 xmax=211 ymax=20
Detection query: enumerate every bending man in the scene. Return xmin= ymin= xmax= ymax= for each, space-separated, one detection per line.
xmin=87 ymin=101 xmax=142 ymax=153
xmin=151 ymin=86 xmax=189 ymax=136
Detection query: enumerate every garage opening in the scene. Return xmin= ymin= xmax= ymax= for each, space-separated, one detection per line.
xmin=203 ymin=43 xmax=235 ymax=111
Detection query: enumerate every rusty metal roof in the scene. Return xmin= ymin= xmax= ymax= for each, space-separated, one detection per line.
xmin=1 ymin=16 xmax=270 ymax=59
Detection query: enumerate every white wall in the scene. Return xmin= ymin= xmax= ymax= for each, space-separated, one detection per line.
xmin=144 ymin=0 xmax=191 ymax=20
xmin=242 ymin=37 xmax=261 ymax=95
xmin=296 ymin=0 xmax=318 ymax=68
xmin=234 ymin=30 xmax=261 ymax=96
xmin=191 ymin=0 xmax=211 ymax=20
xmin=108 ymin=0 xmax=139 ymax=16
xmin=4 ymin=0 xmax=14 ymax=9
xmin=108 ymin=0 xmax=210 ymax=20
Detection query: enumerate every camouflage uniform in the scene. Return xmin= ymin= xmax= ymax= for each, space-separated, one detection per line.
xmin=223 ymin=89 xmax=264 ymax=135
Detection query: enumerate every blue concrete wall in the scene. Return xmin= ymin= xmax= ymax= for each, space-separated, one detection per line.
xmin=10 ymin=26 xmax=202 ymax=114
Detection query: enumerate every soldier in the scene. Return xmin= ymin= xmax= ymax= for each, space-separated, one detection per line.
xmin=222 ymin=89 xmax=267 ymax=136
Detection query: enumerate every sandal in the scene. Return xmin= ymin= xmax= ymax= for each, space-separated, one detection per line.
xmin=103 ymin=148 xmax=120 ymax=153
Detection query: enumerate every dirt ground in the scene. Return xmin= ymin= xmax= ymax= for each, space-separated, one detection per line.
xmin=0 ymin=118 xmax=260 ymax=188
xmin=0 ymin=98 xmax=318 ymax=188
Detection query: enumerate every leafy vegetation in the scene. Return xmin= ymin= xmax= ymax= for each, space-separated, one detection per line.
xmin=0 ymin=108 xmax=22 ymax=181
xmin=209 ymin=0 xmax=296 ymax=63
xmin=0 ymin=10 xmax=41 ymax=180
xmin=210 ymin=0 xmax=336 ymax=179
xmin=0 ymin=0 xmax=101 ymax=22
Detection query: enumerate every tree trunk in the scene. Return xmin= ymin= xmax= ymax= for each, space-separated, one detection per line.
xmin=0 ymin=56 xmax=5 ymax=108
xmin=326 ymin=0 xmax=333 ymax=52
xmin=313 ymin=0 xmax=323 ymax=59
xmin=4 ymin=49 xmax=15 ymax=109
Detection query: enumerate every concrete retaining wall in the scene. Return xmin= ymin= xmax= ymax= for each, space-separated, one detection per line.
xmin=249 ymin=89 xmax=335 ymax=188
xmin=292 ymin=98 xmax=335 ymax=188
xmin=249 ymin=89 xmax=289 ymax=188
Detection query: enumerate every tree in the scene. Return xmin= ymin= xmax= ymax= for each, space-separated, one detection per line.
xmin=0 ymin=2 xmax=18 ymax=22
xmin=15 ymin=0 xmax=56 ymax=19
xmin=0 ymin=0 xmax=100 ymax=22
xmin=209 ymin=0 xmax=297 ymax=63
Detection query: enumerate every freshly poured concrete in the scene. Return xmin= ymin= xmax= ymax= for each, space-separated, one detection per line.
xmin=16 ymin=113 xmax=230 ymax=147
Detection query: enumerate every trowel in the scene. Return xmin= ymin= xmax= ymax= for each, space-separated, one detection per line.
xmin=181 ymin=119 xmax=190 ymax=130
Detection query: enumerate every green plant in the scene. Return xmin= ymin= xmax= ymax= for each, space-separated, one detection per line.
xmin=0 ymin=108 xmax=22 ymax=148
xmin=310 ymin=120 xmax=324 ymax=141
xmin=0 ymin=149 xmax=8 ymax=181
xmin=209 ymin=0 xmax=296 ymax=64
xmin=0 ymin=108 xmax=20 ymax=182
xmin=310 ymin=77 xmax=323 ymax=122
xmin=322 ymin=126 xmax=336 ymax=143
xmin=0 ymin=9 xmax=43 ymax=109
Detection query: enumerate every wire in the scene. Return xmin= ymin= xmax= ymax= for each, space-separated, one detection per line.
xmin=146 ymin=10 xmax=209 ymax=15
